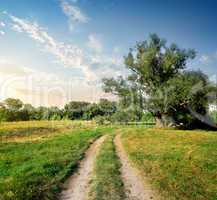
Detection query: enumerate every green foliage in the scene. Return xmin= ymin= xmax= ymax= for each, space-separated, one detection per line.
xmin=64 ymin=101 xmax=90 ymax=120
xmin=4 ymin=98 xmax=23 ymax=110
xmin=163 ymin=71 xmax=216 ymax=128
xmin=0 ymin=98 xmax=117 ymax=122
xmin=210 ymin=111 xmax=217 ymax=123
xmin=111 ymin=110 xmax=140 ymax=124
xmin=141 ymin=112 xmax=155 ymax=122
xmin=84 ymin=99 xmax=117 ymax=120
xmin=94 ymin=115 xmax=111 ymax=125
xmin=90 ymin=135 xmax=126 ymax=200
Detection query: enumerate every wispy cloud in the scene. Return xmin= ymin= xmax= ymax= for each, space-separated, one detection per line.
xmin=1 ymin=12 xmax=124 ymax=104
xmin=10 ymin=15 xmax=83 ymax=67
xmin=7 ymin=14 xmax=124 ymax=86
xmin=8 ymin=15 xmax=104 ymax=82
xmin=60 ymin=0 xmax=89 ymax=31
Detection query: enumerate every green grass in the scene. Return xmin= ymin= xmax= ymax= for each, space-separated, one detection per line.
xmin=89 ymin=134 xmax=126 ymax=200
xmin=121 ymin=128 xmax=217 ymax=200
xmin=0 ymin=123 xmax=111 ymax=200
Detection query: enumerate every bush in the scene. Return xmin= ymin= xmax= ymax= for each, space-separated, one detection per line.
xmin=94 ymin=116 xmax=112 ymax=125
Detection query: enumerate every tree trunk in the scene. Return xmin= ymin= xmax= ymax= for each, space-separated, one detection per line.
xmin=155 ymin=116 xmax=164 ymax=128
xmin=154 ymin=111 xmax=164 ymax=128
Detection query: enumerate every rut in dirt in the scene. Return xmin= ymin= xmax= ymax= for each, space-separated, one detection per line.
xmin=115 ymin=134 xmax=159 ymax=200
xmin=59 ymin=135 xmax=107 ymax=200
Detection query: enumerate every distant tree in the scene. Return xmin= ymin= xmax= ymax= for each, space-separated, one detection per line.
xmin=83 ymin=103 xmax=101 ymax=120
xmin=21 ymin=104 xmax=36 ymax=120
xmin=46 ymin=107 xmax=63 ymax=120
xmin=82 ymin=99 xmax=117 ymax=120
xmin=98 ymin=99 xmax=117 ymax=116
xmin=0 ymin=103 xmax=7 ymax=122
xmin=4 ymin=98 xmax=23 ymax=111
xmin=64 ymin=101 xmax=90 ymax=120
xmin=2 ymin=98 xmax=24 ymax=121
xmin=35 ymin=106 xmax=48 ymax=120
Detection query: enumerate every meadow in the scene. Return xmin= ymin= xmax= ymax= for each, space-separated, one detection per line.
xmin=121 ymin=128 xmax=217 ymax=200
xmin=0 ymin=121 xmax=111 ymax=200
xmin=0 ymin=121 xmax=217 ymax=200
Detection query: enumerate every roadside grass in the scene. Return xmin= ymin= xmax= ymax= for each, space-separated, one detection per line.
xmin=89 ymin=134 xmax=126 ymax=200
xmin=121 ymin=128 xmax=217 ymax=200
xmin=0 ymin=123 xmax=111 ymax=200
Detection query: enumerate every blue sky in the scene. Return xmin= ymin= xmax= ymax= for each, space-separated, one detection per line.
xmin=0 ymin=0 xmax=216 ymax=106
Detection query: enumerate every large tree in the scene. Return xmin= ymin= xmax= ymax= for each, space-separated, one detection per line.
xmin=103 ymin=34 xmax=217 ymax=128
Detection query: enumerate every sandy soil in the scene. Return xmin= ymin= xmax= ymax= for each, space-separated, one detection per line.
xmin=59 ymin=135 xmax=107 ymax=200
xmin=115 ymin=134 xmax=159 ymax=200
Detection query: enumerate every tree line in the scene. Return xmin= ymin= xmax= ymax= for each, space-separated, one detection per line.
xmin=0 ymin=97 xmax=155 ymax=124
xmin=0 ymin=98 xmax=117 ymax=122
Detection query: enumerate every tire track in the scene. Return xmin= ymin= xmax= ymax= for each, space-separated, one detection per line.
xmin=60 ymin=135 xmax=107 ymax=200
xmin=115 ymin=134 xmax=159 ymax=200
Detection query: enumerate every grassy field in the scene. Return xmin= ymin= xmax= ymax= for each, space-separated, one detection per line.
xmin=1 ymin=121 xmax=217 ymax=200
xmin=89 ymin=134 xmax=125 ymax=200
xmin=121 ymin=128 xmax=217 ymax=200
xmin=0 ymin=121 xmax=110 ymax=200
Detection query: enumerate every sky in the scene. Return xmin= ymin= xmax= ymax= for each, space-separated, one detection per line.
xmin=0 ymin=0 xmax=216 ymax=107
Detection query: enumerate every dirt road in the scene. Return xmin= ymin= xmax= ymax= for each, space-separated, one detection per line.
xmin=115 ymin=134 xmax=159 ymax=200
xmin=59 ymin=135 xmax=107 ymax=200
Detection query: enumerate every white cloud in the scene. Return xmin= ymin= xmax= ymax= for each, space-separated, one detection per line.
xmin=199 ymin=55 xmax=210 ymax=63
xmin=0 ymin=22 xmax=5 ymax=27
xmin=0 ymin=30 xmax=5 ymax=35
xmin=87 ymin=34 xmax=103 ymax=53
xmin=60 ymin=0 xmax=89 ymax=31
